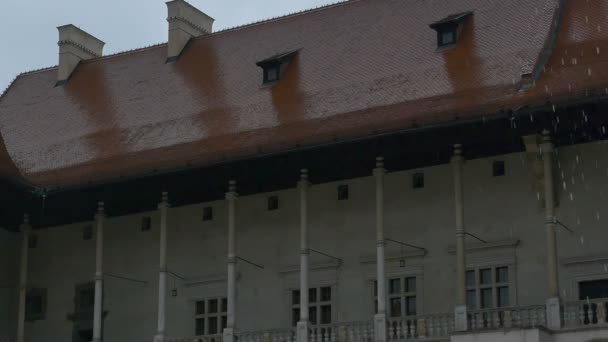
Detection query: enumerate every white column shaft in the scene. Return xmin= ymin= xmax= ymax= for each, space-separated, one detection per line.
xmin=156 ymin=193 xmax=169 ymax=341
xmin=226 ymin=184 xmax=237 ymax=329
xmin=452 ymin=150 xmax=466 ymax=306
xmin=93 ymin=204 xmax=105 ymax=342
xmin=16 ymin=225 xmax=29 ymax=342
xmin=543 ymin=137 xmax=559 ymax=297
xmin=299 ymin=172 xmax=310 ymax=321
xmin=375 ymin=165 xmax=386 ymax=315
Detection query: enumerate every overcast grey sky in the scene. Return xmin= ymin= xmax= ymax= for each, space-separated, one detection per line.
xmin=0 ymin=0 xmax=336 ymax=92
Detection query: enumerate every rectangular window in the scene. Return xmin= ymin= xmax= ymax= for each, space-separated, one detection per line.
xmin=203 ymin=206 xmax=213 ymax=221
xmin=493 ymin=161 xmax=506 ymax=177
xmin=292 ymin=286 xmax=332 ymax=326
xmin=413 ymin=173 xmax=425 ymax=189
xmin=337 ymin=185 xmax=349 ymax=200
xmin=376 ymin=276 xmax=418 ymax=317
xmin=25 ymin=288 xmax=47 ymax=321
xmin=466 ymin=266 xmax=511 ymax=309
xmin=194 ymin=297 xmax=227 ymax=336
xmin=440 ymin=30 xmax=456 ymax=46
xmin=141 ymin=216 xmax=151 ymax=231
xmin=268 ymin=196 xmax=279 ymax=211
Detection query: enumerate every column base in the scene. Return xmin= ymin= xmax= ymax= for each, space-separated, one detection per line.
xmin=373 ymin=313 xmax=387 ymax=342
xmin=153 ymin=334 xmax=165 ymax=342
xmin=223 ymin=327 xmax=235 ymax=342
xmin=454 ymin=305 xmax=468 ymax=332
xmin=546 ymin=297 xmax=562 ymax=330
xmin=296 ymin=321 xmax=310 ymax=342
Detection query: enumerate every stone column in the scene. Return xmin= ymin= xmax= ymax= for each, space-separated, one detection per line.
xmin=92 ymin=202 xmax=105 ymax=342
xmin=16 ymin=215 xmax=31 ymax=342
xmin=373 ymin=157 xmax=387 ymax=342
xmin=297 ymin=169 xmax=310 ymax=342
xmin=155 ymin=192 xmax=169 ymax=342
xmin=223 ymin=181 xmax=237 ymax=342
xmin=542 ymin=130 xmax=561 ymax=329
xmin=452 ymin=145 xmax=468 ymax=332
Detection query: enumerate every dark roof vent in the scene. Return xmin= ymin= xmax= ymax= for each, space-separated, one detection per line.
xmin=430 ymin=12 xmax=473 ymax=48
xmin=256 ymin=50 xmax=299 ymax=84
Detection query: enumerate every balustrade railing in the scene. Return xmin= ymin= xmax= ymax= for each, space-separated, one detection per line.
xmin=309 ymin=321 xmax=373 ymax=342
xmin=166 ymin=334 xmax=223 ymax=342
xmin=386 ymin=313 xmax=453 ymax=341
xmin=468 ymin=305 xmax=546 ymax=331
xmin=238 ymin=328 xmax=296 ymax=342
xmin=563 ymin=298 xmax=608 ymax=328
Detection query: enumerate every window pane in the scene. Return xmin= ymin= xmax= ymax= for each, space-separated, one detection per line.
xmin=195 ymin=318 xmax=205 ymax=336
xmin=496 ymin=267 xmax=509 ymax=283
xmin=208 ymin=317 xmax=218 ymax=334
xmin=373 ymin=281 xmax=378 ymax=297
xmin=441 ymin=31 xmax=455 ymax=45
xmin=196 ymin=301 xmax=205 ymax=315
xmin=406 ymin=296 xmax=417 ymax=316
xmin=321 ymin=305 xmax=332 ymax=324
xmin=466 ymin=271 xmax=476 ymax=287
xmin=221 ymin=298 xmax=227 ymax=313
xmin=309 ymin=288 xmax=317 ymax=303
xmin=208 ymin=299 xmax=218 ymax=314
xmin=480 ymin=269 xmax=492 ymax=285
xmin=221 ymin=316 xmax=227 ymax=330
xmin=266 ymin=67 xmax=279 ymax=82
xmin=405 ymin=277 xmax=416 ymax=293
xmin=309 ymin=306 xmax=317 ymax=325
xmin=466 ymin=290 xmax=477 ymax=309
xmin=321 ymin=287 xmax=332 ymax=301
xmin=389 ymin=279 xmax=401 ymax=294
xmin=390 ymin=298 xmax=401 ymax=317
xmin=292 ymin=308 xmax=300 ymax=326
xmin=497 ymin=287 xmax=510 ymax=307
xmin=480 ymin=288 xmax=493 ymax=309
xmin=292 ymin=290 xmax=300 ymax=305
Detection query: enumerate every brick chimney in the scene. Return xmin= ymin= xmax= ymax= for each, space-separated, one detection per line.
xmin=57 ymin=25 xmax=104 ymax=84
xmin=166 ymin=0 xmax=214 ymax=61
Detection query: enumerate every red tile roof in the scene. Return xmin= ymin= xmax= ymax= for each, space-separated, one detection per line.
xmin=0 ymin=0 xmax=603 ymax=189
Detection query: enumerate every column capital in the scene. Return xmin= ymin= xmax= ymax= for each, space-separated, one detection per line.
xmin=19 ymin=214 xmax=32 ymax=233
xmin=226 ymin=180 xmax=238 ymax=199
xmin=541 ymin=129 xmax=554 ymax=153
xmin=373 ymin=156 xmax=386 ymax=176
xmin=451 ymin=144 xmax=465 ymax=163
xmin=158 ymin=192 xmax=170 ymax=209
xmin=298 ymin=169 xmax=310 ymax=188
xmin=94 ymin=201 xmax=106 ymax=220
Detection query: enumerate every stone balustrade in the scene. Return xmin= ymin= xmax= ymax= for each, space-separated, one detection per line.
xmin=309 ymin=321 xmax=373 ymax=342
xmin=467 ymin=305 xmax=546 ymax=331
xmin=563 ymin=298 xmax=608 ymax=328
xmin=386 ymin=313 xmax=453 ymax=341
xmin=166 ymin=334 xmax=223 ymax=342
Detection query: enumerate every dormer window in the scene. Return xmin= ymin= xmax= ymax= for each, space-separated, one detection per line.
xmin=256 ymin=50 xmax=299 ymax=85
xmin=430 ymin=12 xmax=473 ymax=48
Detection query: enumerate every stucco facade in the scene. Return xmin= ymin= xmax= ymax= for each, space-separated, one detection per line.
xmin=3 ymin=141 xmax=608 ymax=342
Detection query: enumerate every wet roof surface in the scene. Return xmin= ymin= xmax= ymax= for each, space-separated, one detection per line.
xmin=1 ymin=0 xmax=604 ymax=189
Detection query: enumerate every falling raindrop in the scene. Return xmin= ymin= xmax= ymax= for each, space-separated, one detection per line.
xmin=576 ymin=155 xmax=580 ymax=164
xmin=588 ymin=68 xmax=592 ymax=76
xmin=597 ymin=46 xmax=601 ymax=55
xmin=552 ymin=104 xmax=556 ymax=113
xmin=536 ymin=192 xmax=541 ymax=201
xmin=604 ymin=264 xmax=608 ymax=272
xmin=577 ymin=217 xmax=581 ymax=225
xmin=603 ymin=126 xmax=606 ymax=135
xmin=597 ymin=211 xmax=601 ymax=221
xmin=570 ymin=193 xmax=575 ymax=201
xmin=580 ymin=235 xmax=585 ymax=245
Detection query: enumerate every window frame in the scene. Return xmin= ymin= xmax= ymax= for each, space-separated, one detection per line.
xmin=194 ymin=297 xmax=228 ymax=336
xmin=466 ymin=265 xmax=512 ymax=310
xmin=290 ymin=285 xmax=335 ymax=327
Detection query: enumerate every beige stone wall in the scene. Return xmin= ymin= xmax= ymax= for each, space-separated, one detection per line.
xmin=16 ymin=140 xmax=608 ymax=342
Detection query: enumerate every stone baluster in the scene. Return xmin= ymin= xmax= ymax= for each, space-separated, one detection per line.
xmin=598 ymin=302 xmax=606 ymax=324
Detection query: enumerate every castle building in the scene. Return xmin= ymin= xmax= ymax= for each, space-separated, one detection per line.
xmin=1 ymin=0 xmax=608 ymax=342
